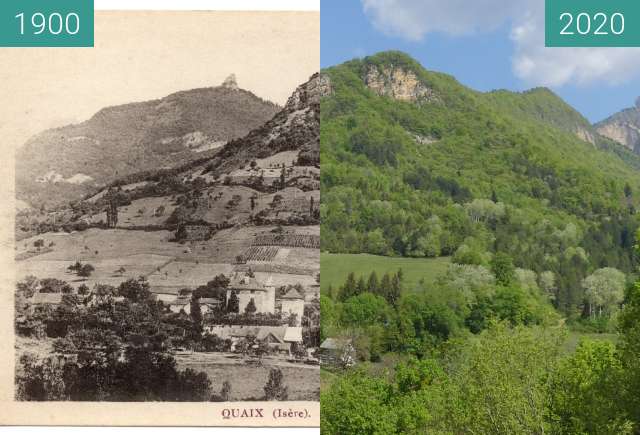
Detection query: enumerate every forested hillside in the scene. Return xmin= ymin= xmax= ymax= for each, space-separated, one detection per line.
xmin=320 ymin=51 xmax=640 ymax=434
xmin=321 ymin=51 xmax=640 ymax=317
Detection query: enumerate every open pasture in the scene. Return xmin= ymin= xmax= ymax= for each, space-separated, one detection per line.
xmin=16 ymin=253 xmax=174 ymax=289
xmin=16 ymin=224 xmax=319 ymax=292
xmin=16 ymin=229 xmax=182 ymax=261
xmin=194 ymin=185 xmax=259 ymax=224
xmin=255 ymin=150 xmax=299 ymax=168
xmin=321 ymin=253 xmax=451 ymax=293
xmin=146 ymin=261 xmax=234 ymax=288
xmin=192 ymin=185 xmax=318 ymax=226
xmin=254 ymin=271 xmax=317 ymax=290
xmin=84 ymin=195 xmax=177 ymax=228
xmin=227 ymin=151 xmax=300 ymax=180
xmin=86 ymin=181 xmax=151 ymax=203
xmin=174 ymin=352 xmax=319 ymax=401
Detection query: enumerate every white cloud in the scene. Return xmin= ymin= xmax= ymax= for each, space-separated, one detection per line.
xmin=362 ymin=0 xmax=518 ymax=40
xmin=361 ymin=0 xmax=640 ymax=87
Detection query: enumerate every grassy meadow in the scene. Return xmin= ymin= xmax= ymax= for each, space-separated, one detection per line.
xmin=321 ymin=253 xmax=450 ymax=293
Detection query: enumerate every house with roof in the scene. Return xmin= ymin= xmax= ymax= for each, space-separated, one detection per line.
xmin=226 ymin=272 xmax=275 ymax=314
xmin=86 ymin=294 xmax=125 ymax=307
xmin=199 ymin=298 xmax=222 ymax=312
xmin=31 ymin=292 xmax=63 ymax=306
xmin=168 ymin=296 xmax=191 ymax=314
xmin=319 ymin=337 xmax=356 ymax=368
xmin=168 ymin=296 xmax=222 ymax=314
xmin=15 ymin=315 xmax=46 ymax=338
xmin=283 ymin=326 xmax=303 ymax=344
xmin=279 ymin=288 xmax=305 ymax=325
xmin=204 ymin=325 xmax=302 ymax=354
xmin=151 ymin=286 xmax=181 ymax=304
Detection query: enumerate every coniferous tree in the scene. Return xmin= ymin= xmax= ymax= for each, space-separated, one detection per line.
xmin=387 ymin=273 xmax=402 ymax=307
xmin=356 ymin=276 xmax=367 ymax=295
xmin=340 ymin=272 xmax=358 ymax=301
xmin=190 ymin=297 xmax=203 ymax=336
xmin=245 ymin=298 xmax=257 ymax=315
xmin=327 ymin=284 xmax=335 ymax=300
xmin=380 ymin=273 xmax=392 ymax=300
xmin=220 ymin=381 xmax=231 ymax=401
xmin=227 ymin=291 xmax=240 ymax=313
xmin=367 ymin=271 xmax=380 ymax=295
xmin=280 ymin=164 xmax=286 ymax=189
xmin=264 ymin=368 xmax=288 ymax=401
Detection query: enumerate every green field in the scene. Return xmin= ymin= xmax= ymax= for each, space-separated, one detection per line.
xmin=321 ymin=253 xmax=451 ymax=293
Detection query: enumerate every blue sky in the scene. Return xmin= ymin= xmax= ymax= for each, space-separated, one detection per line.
xmin=321 ymin=0 xmax=640 ymax=123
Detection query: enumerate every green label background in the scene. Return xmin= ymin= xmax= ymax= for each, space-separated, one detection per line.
xmin=0 ymin=0 xmax=93 ymax=47
xmin=546 ymin=0 xmax=640 ymax=47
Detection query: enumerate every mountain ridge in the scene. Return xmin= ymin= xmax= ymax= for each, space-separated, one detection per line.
xmin=16 ymin=73 xmax=320 ymax=239
xmin=320 ymin=50 xmax=640 ymax=314
xmin=595 ymin=99 xmax=640 ymax=153
xmin=16 ymin=78 xmax=281 ymax=209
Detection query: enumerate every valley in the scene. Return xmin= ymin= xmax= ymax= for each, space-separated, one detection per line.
xmin=319 ymin=51 xmax=640 ymax=434
xmin=15 ymin=74 xmax=321 ymax=402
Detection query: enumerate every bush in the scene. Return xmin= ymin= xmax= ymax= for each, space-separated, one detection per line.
xmin=264 ymin=368 xmax=288 ymax=401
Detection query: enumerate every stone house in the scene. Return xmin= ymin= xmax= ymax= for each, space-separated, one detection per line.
xmin=168 ymin=296 xmax=222 ymax=314
xmin=319 ymin=338 xmax=356 ymax=368
xmin=204 ymin=325 xmax=301 ymax=353
xmin=226 ymin=272 xmax=275 ymax=314
xmin=279 ymin=288 xmax=305 ymax=325
xmin=31 ymin=292 xmax=63 ymax=306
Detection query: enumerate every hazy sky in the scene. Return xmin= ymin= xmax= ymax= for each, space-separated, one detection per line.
xmin=0 ymin=11 xmax=319 ymax=149
xmin=322 ymin=0 xmax=640 ymax=123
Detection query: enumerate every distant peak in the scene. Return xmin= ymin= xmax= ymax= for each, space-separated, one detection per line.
xmin=222 ymin=73 xmax=239 ymax=90
xmin=359 ymin=51 xmax=425 ymax=76
xmin=365 ymin=50 xmax=418 ymax=66
xmin=527 ymin=86 xmax=555 ymax=95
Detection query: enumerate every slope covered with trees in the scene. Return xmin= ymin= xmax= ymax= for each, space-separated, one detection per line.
xmin=321 ymin=51 xmax=640 ymax=318
xmin=321 ymin=246 xmax=640 ymax=434
xmin=320 ymin=51 xmax=640 ymax=433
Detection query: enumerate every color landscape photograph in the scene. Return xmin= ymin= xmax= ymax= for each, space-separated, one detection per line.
xmin=319 ymin=1 xmax=640 ymax=433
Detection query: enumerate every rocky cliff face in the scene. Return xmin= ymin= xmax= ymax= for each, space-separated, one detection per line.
xmin=16 ymin=77 xmax=280 ymax=208
xmin=207 ymin=73 xmax=320 ymax=174
xmin=221 ymin=73 xmax=239 ymax=91
xmin=574 ymin=127 xmax=597 ymax=145
xmin=595 ymin=99 xmax=640 ymax=153
xmin=318 ymin=73 xmax=333 ymax=97
xmin=364 ymin=65 xmax=440 ymax=103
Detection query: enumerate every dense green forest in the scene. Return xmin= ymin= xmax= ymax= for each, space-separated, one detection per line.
xmin=320 ymin=51 xmax=640 ymax=433
xmin=321 ymin=263 xmax=640 ymax=433
xmin=321 ymin=50 xmax=640 ymax=318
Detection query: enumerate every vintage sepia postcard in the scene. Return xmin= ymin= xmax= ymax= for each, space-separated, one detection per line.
xmin=0 ymin=10 xmax=319 ymax=426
